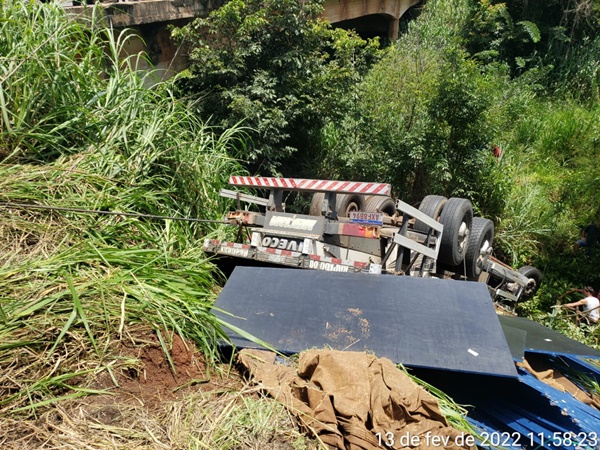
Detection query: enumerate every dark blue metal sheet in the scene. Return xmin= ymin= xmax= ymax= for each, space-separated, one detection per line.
xmin=515 ymin=366 xmax=600 ymax=436
xmin=214 ymin=266 xmax=517 ymax=377
xmin=412 ymin=368 xmax=596 ymax=449
xmin=502 ymin=323 xmax=528 ymax=361
xmin=499 ymin=315 xmax=600 ymax=357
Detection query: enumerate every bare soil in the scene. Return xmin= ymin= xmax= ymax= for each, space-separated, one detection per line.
xmin=0 ymin=326 xmax=310 ymax=450
xmin=85 ymin=327 xmax=232 ymax=416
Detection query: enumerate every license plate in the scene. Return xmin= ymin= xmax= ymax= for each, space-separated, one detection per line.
xmin=349 ymin=211 xmax=384 ymax=225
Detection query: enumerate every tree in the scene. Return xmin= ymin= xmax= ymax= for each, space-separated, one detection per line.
xmin=325 ymin=0 xmax=505 ymax=210
xmin=465 ymin=0 xmax=600 ymax=97
xmin=171 ymin=0 xmax=380 ymax=175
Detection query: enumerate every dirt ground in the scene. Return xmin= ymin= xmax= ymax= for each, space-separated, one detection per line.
xmin=0 ymin=326 xmax=312 ymax=450
xmin=85 ymin=328 xmax=227 ymax=415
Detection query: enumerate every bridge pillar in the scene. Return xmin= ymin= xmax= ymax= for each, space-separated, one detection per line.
xmin=322 ymin=0 xmax=421 ymax=39
xmin=388 ymin=17 xmax=399 ymax=40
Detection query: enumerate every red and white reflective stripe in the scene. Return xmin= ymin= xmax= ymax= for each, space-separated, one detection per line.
xmin=229 ymin=176 xmax=295 ymax=189
xmin=308 ymin=254 xmax=367 ymax=269
xmin=222 ymin=241 xmax=251 ymax=250
xmin=228 ymin=176 xmax=391 ymax=196
xmin=262 ymin=247 xmax=301 ymax=257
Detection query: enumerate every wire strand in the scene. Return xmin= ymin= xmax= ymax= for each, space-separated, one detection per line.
xmin=0 ymin=202 xmax=229 ymax=224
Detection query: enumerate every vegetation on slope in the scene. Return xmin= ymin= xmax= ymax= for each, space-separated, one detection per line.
xmin=172 ymin=0 xmax=382 ymax=176
xmin=1 ymin=0 xmax=600 ymax=446
xmin=0 ymin=2 xmax=297 ymax=446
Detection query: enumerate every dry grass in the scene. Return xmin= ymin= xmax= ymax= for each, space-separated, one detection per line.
xmin=0 ymin=323 xmax=320 ymax=450
xmin=0 ymin=389 xmax=316 ymax=449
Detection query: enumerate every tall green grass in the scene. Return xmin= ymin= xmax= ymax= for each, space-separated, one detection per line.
xmin=490 ymin=97 xmax=600 ymax=266
xmin=1 ymin=0 xmax=107 ymax=159
xmin=0 ymin=0 xmax=246 ymax=418
xmin=495 ymin=97 xmax=600 ymax=344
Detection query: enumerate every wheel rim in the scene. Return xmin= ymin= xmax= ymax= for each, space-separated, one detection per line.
xmin=474 ymin=239 xmax=491 ymax=273
xmin=458 ymin=221 xmax=469 ymax=253
xmin=345 ymin=202 xmax=360 ymax=215
xmin=524 ymin=278 xmax=538 ymax=296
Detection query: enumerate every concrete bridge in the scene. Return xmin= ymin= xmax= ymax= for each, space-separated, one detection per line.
xmin=65 ymin=0 xmax=422 ymax=79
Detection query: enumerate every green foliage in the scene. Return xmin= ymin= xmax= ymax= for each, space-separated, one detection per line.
xmin=0 ymin=0 xmax=244 ymax=229
xmin=0 ymin=0 xmax=248 ymax=418
xmin=466 ymin=1 xmax=541 ymax=71
xmin=0 ymin=150 xmax=242 ymax=414
xmin=553 ymin=35 xmax=600 ymax=99
xmin=171 ymin=0 xmax=381 ymax=175
xmin=0 ymin=0 xmax=108 ymax=159
xmin=321 ymin=0 xmax=507 ymax=212
xmin=518 ymin=21 xmax=542 ymax=44
xmin=488 ymin=93 xmax=599 ymax=345
xmin=494 ymin=99 xmax=600 ymax=263
xmin=465 ymin=0 xmax=600 ymax=97
xmin=516 ymin=249 xmax=600 ymax=349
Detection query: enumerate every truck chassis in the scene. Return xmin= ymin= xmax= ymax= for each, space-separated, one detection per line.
xmin=203 ymin=177 xmax=542 ymax=303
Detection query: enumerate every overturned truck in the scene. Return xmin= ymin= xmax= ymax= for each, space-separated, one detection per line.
xmin=203 ymin=176 xmax=542 ymax=304
xmin=207 ymin=178 xmax=600 ymax=448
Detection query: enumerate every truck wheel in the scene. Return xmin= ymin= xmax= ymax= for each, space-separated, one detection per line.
xmin=414 ymin=195 xmax=447 ymax=233
xmin=336 ymin=193 xmax=366 ymax=217
xmin=364 ymin=195 xmax=396 ymax=216
xmin=309 ymin=192 xmax=325 ymax=216
xmin=438 ymin=198 xmax=473 ymax=266
xmin=518 ymin=265 xmax=543 ymax=300
xmin=457 ymin=217 xmax=494 ymax=280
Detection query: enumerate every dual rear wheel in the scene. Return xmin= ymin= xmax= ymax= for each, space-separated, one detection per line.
xmin=418 ymin=196 xmax=542 ymax=299
xmin=417 ymin=195 xmax=473 ymax=267
xmin=310 ymin=192 xmax=540 ymax=298
xmin=417 ymin=195 xmax=493 ymax=279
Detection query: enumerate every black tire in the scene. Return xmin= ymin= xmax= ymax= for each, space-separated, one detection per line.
xmin=518 ymin=265 xmax=543 ymax=300
xmin=456 ymin=217 xmax=494 ymax=280
xmin=414 ymin=195 xmax=447 ymax=233
xmin=438 ymin=197 xmax=473 ymax=266
xmin=309 ymin=192 xmax=325 ymax=216
xmin=336 ymin=193 xmax=366 ymax=217
xmin=364 ymin=195 xmax=396 ymax=216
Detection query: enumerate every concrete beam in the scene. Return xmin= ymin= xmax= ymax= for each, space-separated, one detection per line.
xmin=323 ymin=0 xmax=420 ymax=22
xmin=322 ymin=0 xmax=421 ymax=38
xmin=66 ymin=0 xmax=420 ymax=30
xmin=65 ymin=0 xmax=224 ymax=28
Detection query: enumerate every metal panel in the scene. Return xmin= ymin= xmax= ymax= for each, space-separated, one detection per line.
xmin=214 ymin=266 xmax=518 ymax=377
xmin=412 ymin=368 xmax=597 ymax=445
xmin=393 ymin=198 xmax=443 ymax=259
xmin=395 ymin=198 xmax=444 ymax=234
xmin=393 ymin=233 xmax=438 ymax=260
xmin=501 ymin=323 xmax=528 ymax=361
xmin=499 ymin=315 xmax=600 ymax=357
